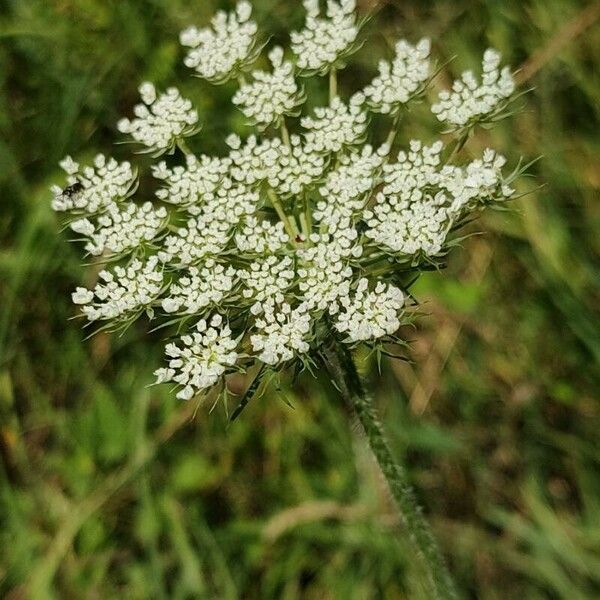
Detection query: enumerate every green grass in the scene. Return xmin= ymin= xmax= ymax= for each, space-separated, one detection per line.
xmin=1 ymin=0 xmax=599 ymax=598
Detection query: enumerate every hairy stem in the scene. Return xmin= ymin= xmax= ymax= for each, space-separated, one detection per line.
xmin=323 ymin=344 xmax=458 ymax=600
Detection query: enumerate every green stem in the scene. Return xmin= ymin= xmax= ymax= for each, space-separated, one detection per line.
xmin=323 ymin=344 xmax=458 ymax=600
xmin=176 ymin=138 xmax=193 ymax=156
xmin=329 ymin=68 xmax=338 ymax=102
xmin=385 ymin=110 xmax=403 ymax=151
xmin=280 ymin=120 xmax=292 ymax=151
xmin=444 ymin=129 xmax=470 ymax=165
xmin=267 ymin=188 xmax=297 ymax=241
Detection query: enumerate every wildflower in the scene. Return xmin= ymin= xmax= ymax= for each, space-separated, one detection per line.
xmin=154 ymin=315 xmax=239 ymax=400
xmin=158 ymin=216 xmax=231 ymax=267
xmin=314 ymin=144 xmax=386 ymax=227
xmin=117 ymin=83 xmax=200 ymax=154
xmin=72 ymin=256 xmax=164 ymax=323
xmin=70 ymin=202 xmax=168 ymax=258
xmin=263 ymin=136 xmax=326 ymax=197
xmin=291 ymin=0 xmax=360 ymax=74
xmin=233 ymin=46 xmax=305 ymax=128
xmin=51 ymin=154 xmax=137 ymax=214
xmin=153 ymin=154 xmax=231 ymax=207
xmin=161 ymin=260 xmax=237 ymax=315
xmin=302 ymin=94 xmax=368 ymax=153
xmin=54 ymin=1 xmax=521 ymax=402
xmin=51 ymin=8 xmax=530 ymax=591
xmin=364 ymin=38 xmax=431 ymax=114
xmin=250 ymin=300 xmax=311 ymax=365
xmin=239 ymin=256 xmax=296 ymax=314
xmin=235 ymin=217 xmax=289 ymax=254
xmin=335 ymin=279 xmax=405 ymax=342
xmin=180 ymin=1 xmax=260 ymax=84
xmin=431 ymin=49 xmax=515 ymax=128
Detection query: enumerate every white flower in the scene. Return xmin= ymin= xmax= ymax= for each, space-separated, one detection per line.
xmin=297 ymin=237 xmax=357 ymax=314
xmin=196 ymin=180 xmax=260 ymax=224
xmin=159 ymin=216 xmax=231 ymax=266
xmin=364 ymin=38 xmax=431 ymax=113
xmin=431 ymin=49 xmax=515 ymax=128
xmin=235 ymin=217 xmax=290 ymax=254
xmin=363 ymin=141 xmax=450 ymax=255
xmin=302 ymin=95 xmax=367 ymax=154
xmin=161 ymin=259 xmax=237 ymax=315
xmin=441 ymin=149 xmax=513 ymax=214
xmin=153 ymin=153 xmax=231 ymax=207
xmin=381 ymin=139 xmax=445 ymax=200
xmin=263 ymin=136 xmax=326 ymax=197
xmin=250 ymin=300 xmax=311 ymax=365
xmin=227 ymin=134 xmax=273 ymax=185
xmin=180 ymin=1 xmax=259 ymax=83
xmin=314 ymin=144 xmax=386 ymax=226
xmin=55 ymin=7 xmax=522 ymax=397
xmin=233 ymin=46 xmax=304 ymax=128
xmin=59 ymin=155 xmax=79 ymax=175
xmin=51 ymin=154 xmax=136 ymax=214
xmin=238 ymin=255 xmax=295 ymax=313
xmin=71 ymin=201 xmax=167 ymax=257
xmin=291 ymin=0 xmax=360 ymax=74
xmin=155 ymin=315 xmax=239 ymax=400
xmin=72 ymin=287 xmax=94 ymax=305
xmin=117 ymin=83 xmax=199 ymax=153
xmin=335 ymin=278 xmax=405 ymax=342
xmin=365 ymin=192 xmax=451 ymax=257
xmin=75 ymin=256 xmax=164 ymax=322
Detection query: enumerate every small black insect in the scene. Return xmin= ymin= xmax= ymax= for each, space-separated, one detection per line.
xmin=62 ymin=181 xmax=84 ymax=197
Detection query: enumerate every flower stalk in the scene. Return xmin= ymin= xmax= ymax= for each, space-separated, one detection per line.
xmin=323 ymin=343 xmax=458 ymax=600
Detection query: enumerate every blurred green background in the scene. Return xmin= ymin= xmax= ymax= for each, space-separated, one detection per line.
xmin=1 ymin=0 xmax=599 ymax=598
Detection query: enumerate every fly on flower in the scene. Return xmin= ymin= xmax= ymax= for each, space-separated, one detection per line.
xmin=61 ymin=181 xmax=84 ymax=199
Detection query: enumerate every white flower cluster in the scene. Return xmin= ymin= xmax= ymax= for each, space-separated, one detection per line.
xmin=71 ymin=257 xmax=164 ymax=322
xmin=55 ymin=0 xmax=521 ymax=401
xmin=159 ymin=216 xmax=231 ymax=266
xmin=314 ymin=144 xmax=386 ymax=227
xmin=365 ymin=141 xmax=512 ymax=256
xmin=118 ymin=83 xmax=199 ymax=154
xmin=70 ymin=201 xmax=167 ymax=257
xmin=364 ymin=141 xmax=447 ymax=255
xmin=442 ymin=149 xmax=514 ymax=213
xmin=180 ymin=1 xmax=259 ymax=83
xmin=162 ymin=260 xmax=237 ymax=315
xmin=364 ymin=39 xmax=431 ymax=114
xmin=291 ymin=0 xmax=359 ymax=74
xmin=235 ymin=217 xmax=289 ymax=254
xmin=239 ymin=256 xmax=295 ymax=313
xmin=302 ymin=95 xmax=367 ymax=153
xmin=155 ymin=315 xmax=238 ymax=400
xmin=233 ymin=47 xmax=304 ymax=128
xmin=365 ymin=192 xmax=451 ymax=256
xmin=250 ymin=300 xmax=311 ymax=365
xmin=153 ymin=154 xmax=231 ymax=207
xmin=51 ymin=155 xmax=136 ymax=214
xmin=336 ymin=279 xmax=405 ymax=342
xmin=227 ymin=134 xmax=325 ymax=196
xmin=431 ymin=49 xmax=515 ymax=128
xmin=297 ymin=237 xmax=357 ymax=313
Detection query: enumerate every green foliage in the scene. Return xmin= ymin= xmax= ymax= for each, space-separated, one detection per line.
xmin=0 ymin=0 xmax=599 ymax=598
